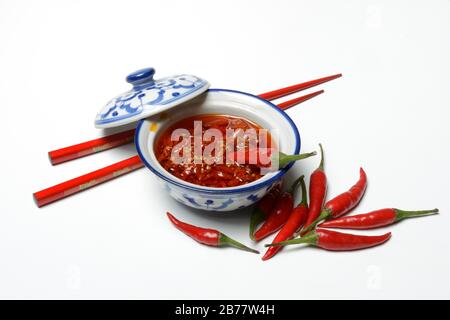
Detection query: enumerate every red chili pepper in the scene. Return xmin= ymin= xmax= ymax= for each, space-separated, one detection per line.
xmin=253 ymin=176 xmax=303 ymax=242
xmin=318 ymin=208 xmax=439 ymax=230
xmin=166 ymin=212 xmax=259 ymax=254
xmin=267 ymin=228 xmax=391 ymax=251
xmin=262 ymin=175 xmax=309 ymax=261
xmin=301 ymin=144 xmax=326 ymax=236
xmin=229 ymin=148 xmax=317 ymax=168
xmin=249 ymin=181 xmax=282 ymax=240
xmin=302 ymin=167 xmax=367 ymax=234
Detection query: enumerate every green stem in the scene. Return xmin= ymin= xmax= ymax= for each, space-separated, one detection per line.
xmin=301 ymin=209 xmax=331 ymax=234
xmin=278 ymin=151 xmax=317 ymax=169
xmin=265 ymin=232 xmax=318 ymax=247
xmin=299 ymin=175 xmax=308 ymax=207
xmin=318 ymin=143 xmax=324 ymax=171
xmin=287 ymin=175 xmax=305 ymax=195
xmin=249 ymin=208 xmax=266 ymax=241
xmin=219 ymin=233 xmax=260 ymax=254
xmin=395 ymin=208 xmax=439 ymax=221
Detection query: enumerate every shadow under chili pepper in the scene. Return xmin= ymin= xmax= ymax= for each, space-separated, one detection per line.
xmin=278 ymin=244 xmax=321 ymax=254
xmin=274 ymin=243 xmax=368 ymax=256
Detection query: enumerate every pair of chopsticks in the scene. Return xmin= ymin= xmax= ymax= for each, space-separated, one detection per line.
xmin=34 ymin=73 xmax=342 ymax=207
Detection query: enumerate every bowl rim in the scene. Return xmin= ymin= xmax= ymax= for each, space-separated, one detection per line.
xmin=134 ymin=88 xmax=301 ymax=194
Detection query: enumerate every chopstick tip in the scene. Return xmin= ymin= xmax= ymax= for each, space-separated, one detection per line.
xmin=32 ymin=193 xmax=43 ymax=208
xmin=48 ymin=152 xmax=57 ymax=166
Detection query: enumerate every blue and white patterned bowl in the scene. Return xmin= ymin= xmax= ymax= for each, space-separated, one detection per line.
xmin=135 ymin=89 xmax=301 ymax=212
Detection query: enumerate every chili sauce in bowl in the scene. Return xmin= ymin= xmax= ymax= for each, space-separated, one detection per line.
xmin=135 ymin=89 xmax=301 ymax=212
xmin=154 ymin=114 xmax=274 ymax=188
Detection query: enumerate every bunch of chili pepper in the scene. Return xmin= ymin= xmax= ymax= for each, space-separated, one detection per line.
xmin=267 ymin=144 xmax=439 ymax=255
xmin=164 ymin=143 xmax=438 ymax=259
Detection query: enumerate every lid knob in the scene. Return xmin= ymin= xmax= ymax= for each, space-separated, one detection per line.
xmin=126 ymin=67 xmax=155 ymax=87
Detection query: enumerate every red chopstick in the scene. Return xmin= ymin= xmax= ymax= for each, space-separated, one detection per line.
xmin=34 ymin=91 xmax=325 ymax=207
xmin=259 ymin=73 xmax=341 ymax=100
xmin=34 ymin=155 xmax=144 ymax=207
xmin=49 ymin=129 xmax=135 ymax=165
xmin=48 ymin=74 xmax=341 ymax=165
xmin=277 ymin=89 xmax=324 ymax=110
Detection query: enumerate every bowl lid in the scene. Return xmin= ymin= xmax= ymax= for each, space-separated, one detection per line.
xmin=94 ymin=67 xmax=210 ymax=128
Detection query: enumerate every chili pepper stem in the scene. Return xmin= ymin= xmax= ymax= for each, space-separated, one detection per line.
xmin=219 ymin=233 xmax=260 ymax=254
xmin=266 ymin=232 xmax=318 ymax=247
xmin=301 ymin=209 xmax=330 ymax=234
xmin=249 ymin=208 xmax=265 ymax=241
xmin=318 ymin=143 xmax=324 ymax=171
xmin=299 ymin=175 xmax=308 ymax=206
xmin=287 ymin=175 xmax=305 ymax=195
xmin=278 ymin=151 xmax=317 ymax=169
xmin=395 ymin=208 xmax=439 ymax=221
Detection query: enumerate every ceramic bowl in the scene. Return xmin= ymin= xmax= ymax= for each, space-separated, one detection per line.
xmin=135 ymin=89 xmax=301 ymax=211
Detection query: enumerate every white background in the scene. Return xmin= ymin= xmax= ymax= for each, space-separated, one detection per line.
xmin=0 ymin=0 xmax=449 ymax=299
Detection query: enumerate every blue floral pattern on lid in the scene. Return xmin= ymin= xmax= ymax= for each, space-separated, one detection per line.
xmin=95 ymin=67 xmax=210 ymax=128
